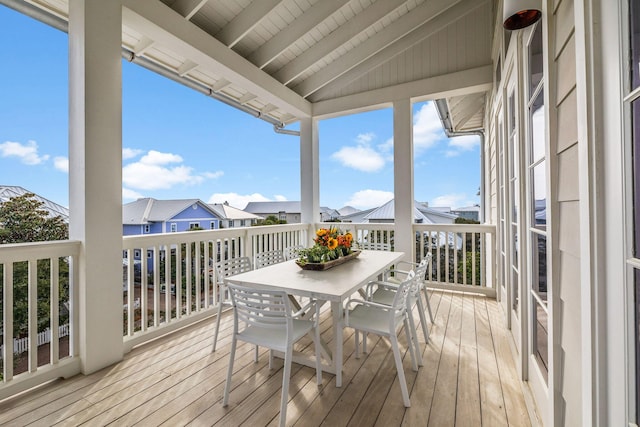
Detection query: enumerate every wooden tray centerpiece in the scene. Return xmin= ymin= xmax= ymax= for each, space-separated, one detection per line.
xmin=295 ymin=227 xmax=358 ymax=271
xmin=296 ymin=250 xmax=361 ymax=271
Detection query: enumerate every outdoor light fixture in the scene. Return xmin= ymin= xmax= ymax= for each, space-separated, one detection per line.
xmin=503 ymin=0 xmax=542 ymax=30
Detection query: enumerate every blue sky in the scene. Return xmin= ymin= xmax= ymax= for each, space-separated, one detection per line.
xmin=0 ymin=6 xmax=480 ymax=211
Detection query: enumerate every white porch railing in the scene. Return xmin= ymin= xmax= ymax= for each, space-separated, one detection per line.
xmin=1 ymin=324 xmax=70 ymax=359
xmin=0 ymin=221 xmax=495 ymax=399
xmin=121 ymin=223 xmax=310 ymax=350
xmin=0 ymin=240 xmax=81 ymax=399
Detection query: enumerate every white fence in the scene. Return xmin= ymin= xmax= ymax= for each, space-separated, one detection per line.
xmin=0 ymin=324 xmax=70 ymax=359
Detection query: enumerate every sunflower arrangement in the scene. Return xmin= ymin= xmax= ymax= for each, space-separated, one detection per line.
xmin=297 ymin=227 xmax=354 ymax=264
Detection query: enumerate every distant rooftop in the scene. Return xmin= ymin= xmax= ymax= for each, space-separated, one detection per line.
xmin=0 ymin=185 xmax=69 ymax=222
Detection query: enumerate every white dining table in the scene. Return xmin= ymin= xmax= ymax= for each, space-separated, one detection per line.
xmin=224 ymin=249 xmax=405 ymax=387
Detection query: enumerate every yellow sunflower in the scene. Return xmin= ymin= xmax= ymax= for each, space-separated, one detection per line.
xmin=328 ymin=238 xmax=338 ymax=250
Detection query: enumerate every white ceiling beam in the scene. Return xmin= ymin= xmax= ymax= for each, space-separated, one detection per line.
xmin=212 ymin=78 xmax=232 ymax=92
xmin=247 ymin=0 xmax=350 ymax=69
xmin=273 ymin=0 xmax=406 ymax=85
xmin=261 ymin=104 xmax=279 ymax=114
xmin=312 ymin=65 xmax=493 ymax=119
xmin=308 ymin=0 xmax=484 ymax=102
xmin=216 ymin=0 xmax=285 ymax=48
xmin=177 ymin=60 xmax=199 ymax=76
xmin=295 ymin=0 xmax=466 ymax=99
xmin=122 ymin=0 xmax=311 ymax=118
xmin=238 ymin=93 xmax=258 ymax=105
xmin=172 ymin=0 xmax=209 ymax=20
xmin=133 ymin=36 xmax=155 ymax=55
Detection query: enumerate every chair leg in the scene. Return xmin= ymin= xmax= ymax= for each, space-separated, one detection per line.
xmin=314 ymin=323 xmax=322 ymax=386
xmin=222 ymin=337 xmax=237 ymax=407
xmin=422 ymin=285 xmax=434 ymax=323
xmin=363 ymin=332 xmax=368 ymax=354
xmin=404 ymin=317 xmax=422 ymax=369
xmin=389 ymin=334 xmax=411 ymax=408
xmin=415 ymin=297 xmax=430 ymax=343
xmin=212 ymin=296 xmax=224 ymax=352
xmin=279 ymin=346 xmax=294 ymax=427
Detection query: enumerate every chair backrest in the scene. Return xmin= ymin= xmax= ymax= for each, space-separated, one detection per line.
xmin=391 ymin=270 xmax=416 ymax=311
xmin=255 ymin=249 xmax=285 ymax=269
xmin=215 ymin=256 xmax=252 ymax=284
xmin=420 ymin=253 xmax=433 ymax=281
xmin=283 ymin=245 xmax=304 ymax=261
xmin=227 ymin=283 xmax=292 ymax=332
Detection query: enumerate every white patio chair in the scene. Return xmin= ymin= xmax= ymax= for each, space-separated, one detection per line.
xmin=254 ymin=249 xmax=285 ymax=269
xmin=212 ymin=256 xmax=253 ymax=353
xmin=344 ymin=271 xmax=420 ymax=408
xmin=223 ymin=283 xmax=322 ymax=427
xmin=366 ymin=255 xmax=433 ymax=345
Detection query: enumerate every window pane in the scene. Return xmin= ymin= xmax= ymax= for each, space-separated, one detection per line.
xmin=533 ymin=300 xmax=549 ymax=381
xmin=636 ymin=269 xmax=640 ymax=422
xmin=531 ymin=90 xmax=545 ymax=163
xmin=631 ymin=0 xmax=640 ymax=90
xmin=529 ymin=24 xmax=543 ymax=94
xmin=532 ymin=233 xmax=547 ymax=298
xmin=532 ymin=161 xmax=547 ymax=230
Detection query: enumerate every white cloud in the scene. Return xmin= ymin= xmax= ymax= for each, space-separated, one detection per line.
xmin=448 ymin=134 xmax=480 ymax=152
xmin=332 ymin=133 xmax=386 ymax=172
xmin=431 ymin=193 xmax=476 ymax=209
xmin=53 ymin=156 xmax=68 ymax=172
xmin=274 ymin=194 xmax=288 ymax=201
xmin=122 ymin=148 xmax=143 ymax=160
xmin=413 ymin=102 xmax=445 ymax=154
xmin=123 ymin=149 xmax=219 ymax=191
xmin=207 ymin=192 xmax=284 ymax=209
xmin=345 ymin=189 xmax=394 ymax=209
xmin=0 ymin=140 xmax=49 ymax=165
xmin=122 ymin=187 xmax=144 ymax=201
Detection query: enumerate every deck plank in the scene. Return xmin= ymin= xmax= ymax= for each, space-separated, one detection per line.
xmin=0 ymin=292 xmax=535 ymax=427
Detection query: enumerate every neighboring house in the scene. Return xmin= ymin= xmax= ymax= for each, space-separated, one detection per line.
xmin=243 ymin=201 xmax=339 ymax=223
xmin=209 ymin=202 xmax=262 ymax=228
xmin=451 ymin=205 xmax=480 ymax=221
xmin=0 ymin=185 xmax=69 ymax=223
xmin=122 ymin=198 xmax=221 ymax=236
xmin=337 ymin=205 xmax=360 ymax=216
xmin=340 ymin=199 xmax=458 ymax=225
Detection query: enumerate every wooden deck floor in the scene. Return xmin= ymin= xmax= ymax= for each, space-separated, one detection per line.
xmin=0 ymin=290 xmax=535 ymax=426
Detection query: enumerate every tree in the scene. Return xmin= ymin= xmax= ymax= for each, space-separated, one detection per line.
xmin=0 ymin=193 xmax=69 ymax=338
xmin=254 ymin=215 xmax=287 ymax=226
xmin=0 ymin=192 xmax=68 ymax=243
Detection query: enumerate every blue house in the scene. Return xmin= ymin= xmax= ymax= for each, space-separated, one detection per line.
xmin=122 ymin=198 xmax=222 ymax=274
xmin=123 ymin=197 xmax=221 ymax=236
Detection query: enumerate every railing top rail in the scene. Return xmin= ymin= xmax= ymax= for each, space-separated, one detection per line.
xmin=0 ymin=239 xmax=81 ymax=262
xmin=413 ymin=223 xmax=496 ymax=233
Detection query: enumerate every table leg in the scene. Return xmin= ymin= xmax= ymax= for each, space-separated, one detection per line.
xmin=331 ymin=301 xmax=343 ymax=387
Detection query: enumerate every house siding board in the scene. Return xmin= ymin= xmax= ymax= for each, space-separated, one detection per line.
xmin=557 ymin=88 xmax=578 ymax=153
xmin=553 ymin=1 xmax=582 ymax=424
xmin=557 ymin=144 xmax=579 ymax=202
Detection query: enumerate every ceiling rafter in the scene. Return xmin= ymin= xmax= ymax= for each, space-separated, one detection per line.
xmin=308 ymin=0 xmax=484 ymax=102
xmin=171 ymin=0 xmax=209 ymax=20
xmin=177 ymin=59 xmax=198 ymax=76
xmin=247 ymin=0 xmax=350 ymax=69
xmin=293 ymin=0 xmax=464 ymax=98
xmin=452 ymin=94 xmax=485 ymax=129
xmin=216 ymin=0 xmax=285 ymax=48
xmin=133 ymin=36 xmax=155 ymax=55
xmin=273 ymin=0 xmax=406 ymax=86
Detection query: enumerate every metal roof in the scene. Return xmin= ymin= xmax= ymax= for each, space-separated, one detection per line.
xmin=123 ymin=197 xmax=220 ymax=224
xmin=6 ymin=0 xmax=493 ymax=130
xmin=209 ymin=203 xmax=263 ymax=220
xmin=0 ymin=185 xmax=69 ymax=222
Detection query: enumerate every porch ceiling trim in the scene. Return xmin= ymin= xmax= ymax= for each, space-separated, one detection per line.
xmin=121 ymin=0 xmax=312 ymax=119
xmin=312 ymin=65 xmax=493 ymax=119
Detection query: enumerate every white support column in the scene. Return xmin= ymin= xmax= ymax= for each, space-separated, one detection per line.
xmin=300 ymin=117 xmax=320 ymax=238
xmin=393 ymin=99 xmax=414 ymax=262
xmin=68 ymin=0 xmax=123 ymax=373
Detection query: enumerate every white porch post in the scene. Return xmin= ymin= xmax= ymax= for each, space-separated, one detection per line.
xmin=68 ymin=0 xmax=123 ymax=373
xmin=393 ymin=99 xmax=414 ymax=262
xmin=300 ymin=117 xmax=320 ymax=238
